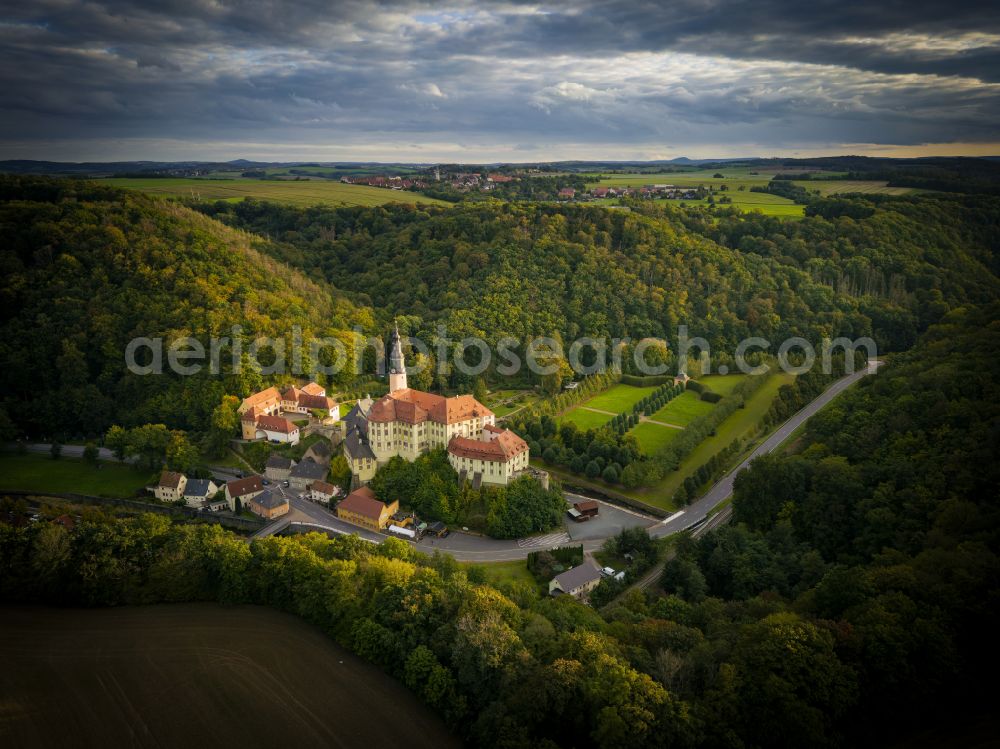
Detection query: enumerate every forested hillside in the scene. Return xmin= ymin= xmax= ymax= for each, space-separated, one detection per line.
xmin=200 ymin=194 xmax=1000 ymax=358
xmin=0 ymin=176 xmax=371 ymax=438
xmin=3 ymin=177 xmax=998 ymax=445
xmin=2 ymin=305 xmax=998 ymax=748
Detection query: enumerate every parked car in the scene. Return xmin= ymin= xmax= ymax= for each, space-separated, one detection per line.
xmin=262 ymin=479 xmax=270 ymax=485
xmin=282 ymin=480 xmax=290 ymax=488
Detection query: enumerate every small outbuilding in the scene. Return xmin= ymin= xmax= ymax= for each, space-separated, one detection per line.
xmin=568 ymin=499 xmax=599 ymax=521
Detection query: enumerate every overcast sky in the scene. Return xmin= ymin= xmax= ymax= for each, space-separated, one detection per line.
xmin=2 ymin=0 xmax=999 ymax=162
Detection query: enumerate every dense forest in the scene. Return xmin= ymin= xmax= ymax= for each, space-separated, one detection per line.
xmin=0 ymin=176 xmax=371 ymax=439
xmin=2 ymin=304 xmax=998 ymax=748
xmin=200 ymin=192 xmax=999 ymax=359
xmin=2 ymin=176 xmax=998 ymax=442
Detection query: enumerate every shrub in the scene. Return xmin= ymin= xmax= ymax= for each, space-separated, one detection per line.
xmin=700 ymin=391 xmax=723 ymax=403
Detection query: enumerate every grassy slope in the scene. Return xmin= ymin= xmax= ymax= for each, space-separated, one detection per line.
xmin=462 ymin=559 xmax=538 ymax=589
xmin=578 ymin=384 xmax=657 ymax=413
xmin=560 ymin=408 xmax=613 ymax=431
xmin=559 ymin=384 xmax=657 ymax=430
xmin=630 ymin=371 xmax=796 ymax=509
xmin=698 ymin=374 xmax=748 ymax=396
xmin=792 ymin=180 xmax=917 ymax=196
xmin=647 ymin=391 xmax=715 ymax=426
xmin=0 ymin=454 xmax=156 ymax=498
xmin=98 ymin=177 xmax=452 ymax=208
xmin=631 ymin=421 xmax=680 ymax=453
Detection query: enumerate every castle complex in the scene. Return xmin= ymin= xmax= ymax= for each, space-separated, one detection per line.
xmin=343 ymin=325 xmax=530 ymax=486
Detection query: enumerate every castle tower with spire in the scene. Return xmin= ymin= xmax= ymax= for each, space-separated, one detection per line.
xmin=342 ymin=319 xmax=531 ymax=488
xmin=387 ymin=322 xmax=408 ymax=393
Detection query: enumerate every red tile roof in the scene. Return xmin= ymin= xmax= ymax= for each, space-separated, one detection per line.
xmin=337 ymin=486 xmax=387 ymax=520
xmin=240 ymin=386 xmax=282 ymax=411
xmin=298 ymin=392 xmax=335 ymax=410
xmin=368 ymin=388 xmax=492 ymax=425
xmin=226 ymin=475 xmax=263 ymax=497
xmin=256 ymin=414 xmax=298 ymax=434
xmin=301 ymin=382 xmax=326 ymax=396
xmin=309 ymin=480 xmax=337 ymax=495
xmin=158 ymin=470 xmax=185 ymax=489
xmin=282 ymin=387 xmax=336 ymax=411
xmin=447 ymin=429 xmax=528 ymax=463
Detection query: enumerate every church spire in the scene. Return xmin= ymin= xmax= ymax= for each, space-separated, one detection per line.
xmin=388 ymin=321 xmax=408 ymax=392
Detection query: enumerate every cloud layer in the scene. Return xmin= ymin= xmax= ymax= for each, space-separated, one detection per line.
xmin=1 ymin=0 xmax=998 ymax=160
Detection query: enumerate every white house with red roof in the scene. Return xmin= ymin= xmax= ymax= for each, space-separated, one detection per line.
xmin=253 ymin=413 xmax=300 ymax=444
xmin=239 ymin=380 xmax=335 ymax=442
xmin=280 ymin=383 xmax=340 ymax=420
xmin=447 ymin=423 xmax=530 ymax=486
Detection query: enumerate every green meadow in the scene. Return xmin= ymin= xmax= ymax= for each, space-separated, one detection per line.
xmin=581 ymin=384 xmax=657 ymax=413
xmin=647 ymin=390 xmax=716 ymax=427
xmin=0 ymin=453 xmax=156 ymax=498
xmin=630 ymin=421 xmax=680 ymax=454
xmin=98 ymin=177 xmax=452 ymax=208
xmin=560 ymin=407 xmax=614 ymax=431
xmin=792 ymin=179 xmax=916 ymax=196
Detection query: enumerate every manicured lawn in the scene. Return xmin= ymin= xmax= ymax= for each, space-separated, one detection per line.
xmin=487 ymin=389 xmax=539 ymax=418
xmin=0 ymin=453 xmax=157 ymax=498
xmin=462 ymin=559 xmax=537 ymax=589
xmin=559 ymin=408 xmax=612 ymax=431
xmin=648 ymin=391 xmax=714 ymax=426
xmin=630 ymin=371 xmax=796 ymax=509
xmin=582 ymin=384 xmax=657 ymax=413
xmin=99 ymin=178 xmax=451 ymax=208
xmin=631 ymin=422 xmax=680 ymax=454
xmin=698 ymin=374 xmax=747 ymax=397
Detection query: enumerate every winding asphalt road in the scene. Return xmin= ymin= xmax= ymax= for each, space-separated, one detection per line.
xmin=10 ymin=361 xmax=878 ymax=562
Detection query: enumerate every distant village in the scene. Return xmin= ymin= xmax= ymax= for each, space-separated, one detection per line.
xmin=341 ymin=167 xmax=712 ymax=202
xmin=342 ymin=169 xmax=520 ymax=193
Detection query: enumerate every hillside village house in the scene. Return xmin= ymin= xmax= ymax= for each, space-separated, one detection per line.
xmin=336 ymin=486 xmax=399 ymax=531
xmin=289 ymin=459 xmax=328 ymax=490
xmin=251 ymin=414 xmax=300 ymax=445
xmin=238 ymin=381 xmax=336 ymax=443
xmin=154 ymin=471 xmax=186 ymax=502
xmin=248 ymin=489 xmax=289 ymax=520
xmin=343 ymin=325 xmax=530 ymax=487
xmin=549 ymin=563 xmax=603 ymax=599
xmin=302 ymin=438 xmax=333 ymax=466
xmin=225 ymin=475 xmax=264 ymax=512
xmin=265 ymin=455 xmax=296 ymax=481
xmin=281 ymin=384 xmax=339 ymax=420
xmin=307 ymin=480 xmax=339 ymax=504
xmin=182 ymin=478 xmax=219 ymax=508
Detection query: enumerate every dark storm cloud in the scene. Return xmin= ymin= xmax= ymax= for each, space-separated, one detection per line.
xmin=1 ymin=0 xmax=998 ymax=159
